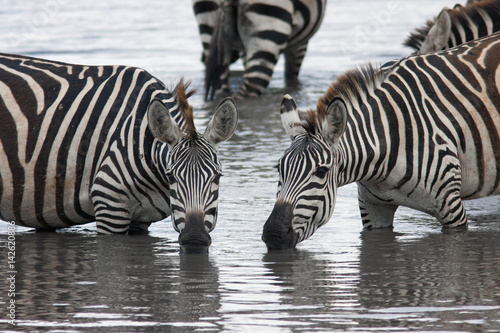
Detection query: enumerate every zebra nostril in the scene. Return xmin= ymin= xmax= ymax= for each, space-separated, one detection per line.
xmin=178 ymin=213 xmax=212 ymax=253
xmin=179 ymin=235 xmax=211 ymax=253
xmin=262 ymin=202 xmax=297 ymax=250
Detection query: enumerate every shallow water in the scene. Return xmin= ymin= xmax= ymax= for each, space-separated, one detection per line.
xmin=1 ymin=0 xmax=500 ymax=332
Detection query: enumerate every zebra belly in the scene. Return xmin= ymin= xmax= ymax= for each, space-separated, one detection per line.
xmin=460 ymin=153 xmax=500 ymax=199
xmin=455 ymin=110 xmax=500 ymax=199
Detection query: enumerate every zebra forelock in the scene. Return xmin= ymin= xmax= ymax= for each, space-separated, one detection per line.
xmin=174 ymin=78 xmax=198 ymax=139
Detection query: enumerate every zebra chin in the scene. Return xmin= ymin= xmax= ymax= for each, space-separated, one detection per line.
xmin=262 ymin=202 xmax=298 ymax=250
xmin=178 ymin=212 xmax=212 ymax=254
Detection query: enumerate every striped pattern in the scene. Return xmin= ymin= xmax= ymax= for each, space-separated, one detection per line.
xmin=275 ymin=130 xmax=335 ymax=243
xmin=264 ymin=32 xmax=500 ymax=248
xmin=192 ymin=0 xmax=326 ymax=99
xmin=0 ymin=53 xmax=236 ymax=247
xmin=404 ymin=0 xmax=500 ymax=54
xmin=166 ymin=136 xmax=221 ymax=232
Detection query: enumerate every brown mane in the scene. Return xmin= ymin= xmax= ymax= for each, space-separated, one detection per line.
xmin=404 ymin=0 xmax=500 ymax=51
xmin=175 ymin=78 xmax=197 ymax=139
xmin=302 ymin=64 xmax=385 ymax=132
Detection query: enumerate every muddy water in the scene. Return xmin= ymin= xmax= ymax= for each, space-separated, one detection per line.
xmin=1 ymin=0 xmax=500 ymax=332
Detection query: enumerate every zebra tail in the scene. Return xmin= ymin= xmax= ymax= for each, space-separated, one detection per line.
xmin=205 ymin=0 xmax=237 ymax=100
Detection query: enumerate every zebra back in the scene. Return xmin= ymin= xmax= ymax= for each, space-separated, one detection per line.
xmin=404 ymin=0 xmax=500 ymax=54
xmin=0 ymin=53 xmax=170 ymax=227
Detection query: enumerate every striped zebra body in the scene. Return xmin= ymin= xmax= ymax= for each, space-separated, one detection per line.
xmin=192 ymin=0 xmax=326 ymax=99
xmin=0 ymin=53 xmax=238 ymax=252
xmin=404 ymin=0 xmax=500 ymax=54
xmin=263 ymin=32 xmax=500 ymax=249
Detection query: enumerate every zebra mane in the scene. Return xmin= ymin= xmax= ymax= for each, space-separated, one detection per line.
xmin=174 ymin=78 xmax=197 ymax=139
xmin=303 ymin=63 xmax=385 ymax=132
xmin=403 ymin=0 xmax=500 ymax=51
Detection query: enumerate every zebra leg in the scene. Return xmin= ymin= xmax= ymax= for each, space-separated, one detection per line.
xmin=358 ymin=184 xmax=398 ymax=229
xmin=129 ymin=221 xmax=152 ymax=234
xmin=93 ymin=201 xmax=132 ymax=234
xmin=233 ymin=49 xmax=282 ymax=97
xmin=284 ymin=42 xmax=308 ymax=86
xmin=234 ymin=1 xmax=293 ymax=97
xmin=433 ymin=179 xmax=468 ymax=228
xmin=91 ymin=173 xmax=132 ymax=234
xmin=427 ymin=155 xmax=468 ymax=228
xmin=436 ymin=195 xmax=468 ymax=228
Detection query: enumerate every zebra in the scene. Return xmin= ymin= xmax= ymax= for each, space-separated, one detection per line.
xmin=262 ymin=31 xmax=500 ymax=250
xmin=404 ymin=0 xmax=500 ymax=54
xmin=192 ymin=0 xmax=326 ymax=99
xmin=0 ymin=53 xmax=238 ymax=253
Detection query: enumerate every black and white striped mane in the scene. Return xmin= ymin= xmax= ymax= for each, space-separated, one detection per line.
xmin=303 ymin=64 xmax=386 ymax=133
xmin=403 ymin=0 xmax=500 ymax=51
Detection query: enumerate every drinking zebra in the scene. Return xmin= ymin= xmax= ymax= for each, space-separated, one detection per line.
xmin=404 ymin=0 xmax=500 ymax=54
xmin=0 ymin=53 xmax=238 ymax=253
xmin=192 ymin=0 xmax=326 ymax=99
xmin=263 ymin=32 xmax=500 ymax=250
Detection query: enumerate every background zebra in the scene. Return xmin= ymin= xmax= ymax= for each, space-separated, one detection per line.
xmin=0 ymin=53 xmax=238 ymax=253
xmin=192 ymin=0 xmax=326 ymax=99
xmin=263 ymin=32 xmax=500 ymax=250
xmin=404 ymin=0 xmax=500 ymax=54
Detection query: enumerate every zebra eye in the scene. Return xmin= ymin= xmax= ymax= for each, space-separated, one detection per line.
xmin=214 ymin=173 xmax=223 ymax=183
xmin=313 ymin=166 xmax=329 ymax=179
xmin=166 ymin=172 xmax=176 ymax=184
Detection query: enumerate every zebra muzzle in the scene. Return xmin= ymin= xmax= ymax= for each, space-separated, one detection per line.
xmin=178 ymin=213 xmax=212 ymax=253
xmin=262 ymin=202 xmax=298 ymax=250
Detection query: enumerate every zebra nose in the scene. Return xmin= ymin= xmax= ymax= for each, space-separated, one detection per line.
xmin=178 ymin=212 xmax=212 ymax=253
xmin=262 ymin=202 xmax=297 ymax=250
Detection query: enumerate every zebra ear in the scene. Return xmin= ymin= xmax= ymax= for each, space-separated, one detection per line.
xmin=323 ymin=98 xmax=347 ymax=145
xmin=147 ymin=99 xmax=182 ymax=146
xmin=203 ymin=97 xmax=238 ymax=147
xmin=420 ymin=9 xmax=451 ymax=54
xmin=280 ymin=95 xmax=306 ymax=140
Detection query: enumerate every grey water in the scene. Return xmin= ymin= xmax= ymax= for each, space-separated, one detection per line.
xmin=0 ymin=0 xmax=500 ymax=332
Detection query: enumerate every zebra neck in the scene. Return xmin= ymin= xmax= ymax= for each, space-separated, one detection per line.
xmin=335 ymin=102 xmax=387 ymax=187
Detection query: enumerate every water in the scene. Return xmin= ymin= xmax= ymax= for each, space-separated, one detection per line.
xmin=1 ymin=0 xmax=500 ymax=332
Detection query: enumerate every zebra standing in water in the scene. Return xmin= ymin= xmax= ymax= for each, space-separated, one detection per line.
xmin=262 ymin=32 xmax=500 ymax=250
xmin=192 ymin=0 xmax=326 ymax=99
xmin=0 ymin=53 xmax=238 ymax=253
xmin=404 ymin=0 xmax=500 ymax=54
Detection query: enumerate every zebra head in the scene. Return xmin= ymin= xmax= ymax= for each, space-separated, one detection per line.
xmin=148 ymin=94 xmax=238 ymax=253
xmin=263 ymin=95 xmax=347 ymax=250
